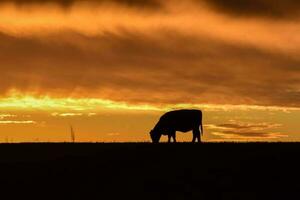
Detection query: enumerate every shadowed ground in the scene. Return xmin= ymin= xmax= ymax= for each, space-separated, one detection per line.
xmin=1 ymin=142 xmax=300 ymax=199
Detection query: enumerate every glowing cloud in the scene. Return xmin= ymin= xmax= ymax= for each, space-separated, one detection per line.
xmin=0 ymin=120 xmax=36 ymax=124
xmin=0 ymin=90 xmax=299 ymax=112
xmin=51 ymin=112 xmax=83 ymax=117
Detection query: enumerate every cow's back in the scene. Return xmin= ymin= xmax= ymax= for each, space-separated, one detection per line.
xmin=159 ymin=109 xmax=202 ymax=132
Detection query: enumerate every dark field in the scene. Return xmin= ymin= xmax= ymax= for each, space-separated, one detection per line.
xmin=1 ymin=143 xmax=300 ymax=199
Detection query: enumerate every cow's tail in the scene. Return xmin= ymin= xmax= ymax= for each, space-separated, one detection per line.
xmin=200 ymin=112 xmax=203 ymax=136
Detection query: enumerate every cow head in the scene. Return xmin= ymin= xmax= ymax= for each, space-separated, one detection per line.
xmin=150 ymin=129 xmax=161 ymax=143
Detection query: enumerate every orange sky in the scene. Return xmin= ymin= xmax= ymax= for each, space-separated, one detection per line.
xmin=0 ymin=0 xmax=299 ymax=142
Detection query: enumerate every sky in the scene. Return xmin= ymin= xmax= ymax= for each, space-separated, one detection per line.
xmin=0 ymin=0 xmax=299 ymax=142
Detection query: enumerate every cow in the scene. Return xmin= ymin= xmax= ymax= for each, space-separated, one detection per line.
xmin=149 ymin=109 xmax=203 ymax=143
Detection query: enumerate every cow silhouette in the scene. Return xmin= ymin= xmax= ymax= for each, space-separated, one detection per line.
xmin=150 ymin=109 xmax=203 ymax=143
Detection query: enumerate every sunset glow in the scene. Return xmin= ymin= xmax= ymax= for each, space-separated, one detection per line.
xmin=0 ymin=0 xmax=299 ymax=142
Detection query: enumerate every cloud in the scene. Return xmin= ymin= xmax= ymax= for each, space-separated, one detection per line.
xmin=0 ymin=1 xmax=299 ymax=109
xmin=212 ymin=131 xmax=287 ymax=140
xmin=1 ymin=1 xmax=300 ymax=53
xmin=51 ymin=112 xmax=83 ymax=117
xmin=0 ymin=114 xmax=17 ymax=119
xmin=0 ymin=120 xmax=36 ymax=124
xmin=107 ymin=132 xmax=120 ymax=136
xmin=51 ymin=112 xmax=96 ymax=117
xmin=0 ymin=30 xmax=299 ymax=108
xmin=202 ymin=0 xmax=300 ymax=19
xmin=2 ymin=0 xmax=300 ymax=20
xmin=216 ymin=122 xmax=281 ymax=131
xmin=87 ymin=113 xmax=97 ymax=116
xmin=0 ymin=0 xmax=162 ymax=9
xmin=207 ymin=121 xmax=286 ymax=139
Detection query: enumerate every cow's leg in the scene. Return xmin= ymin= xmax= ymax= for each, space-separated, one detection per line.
xmin=196 ymin=129 xmax=201 ymax=143
xmin=171 ymin=131 xmax=176 ymax=143
xmin=193 ymin=129 xmax=201 ymax=143
xmin=192 ymin=132 xmax=196 ymax=143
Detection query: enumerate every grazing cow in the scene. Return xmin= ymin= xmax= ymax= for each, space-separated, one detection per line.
xmin=150 ymin=109 xmax=203 ymax=143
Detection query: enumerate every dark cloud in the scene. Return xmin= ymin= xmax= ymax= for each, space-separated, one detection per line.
xmin=219 ymin=130 xmax=273 ymax=138
xmin=0 ymin=0 xmax=161 ymax=9
xmin=217 ymin=123 xmax=277 ymax=130
xmin=2 ymin=0 xmax=300 ymax=19
xmin=208 ymin=122 xmax=285 ymax=139
xmin=202 ymin=0 xmax=300 ymax=19
xmin=0 ymin=30 xmax=299 ymax=107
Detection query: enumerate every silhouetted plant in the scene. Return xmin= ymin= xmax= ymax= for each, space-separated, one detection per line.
xmin=70 ymin=125 xmax=75 ymax=143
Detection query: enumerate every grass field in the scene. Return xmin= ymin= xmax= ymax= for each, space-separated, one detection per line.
xmin=1 ymin=142 xmax=300 ymax=199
